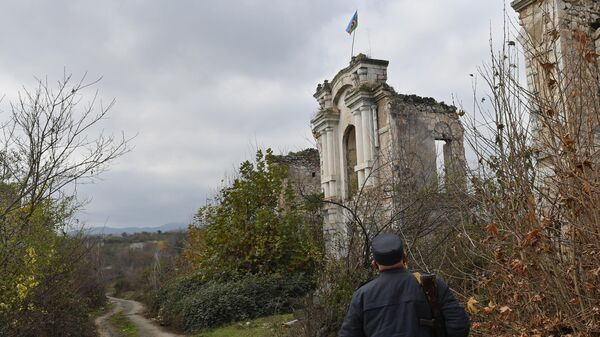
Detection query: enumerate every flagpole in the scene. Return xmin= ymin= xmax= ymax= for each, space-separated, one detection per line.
xmin=351 ymin=29 xmax=356 ymax=59
xmin=347 ymin=10 xmax=358 ymax=60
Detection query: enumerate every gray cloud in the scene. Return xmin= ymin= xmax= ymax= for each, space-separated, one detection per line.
xmin=0 ymin=0 xmax=517 ymax=228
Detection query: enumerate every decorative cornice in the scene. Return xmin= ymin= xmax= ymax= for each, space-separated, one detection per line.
xmin=310 ymin=109 xmax=340 ymax=132
xmin=329 ymin=54 xmax=389 ymax=92
xmin=344 ymin=84 xmax=384 ymax=109
xmin=314 ymin=80 xmax=332 ymax=99
xmin=511 ymin=0 xmax=537 ymax=12
xmin=351 ymin=53 xmax=389 ymax=67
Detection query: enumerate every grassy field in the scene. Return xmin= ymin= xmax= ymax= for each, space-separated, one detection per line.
xmin=195 ymin=314 xmax=295 ymax=337
xmin=109 ymin=311 xmax=139 ymax=337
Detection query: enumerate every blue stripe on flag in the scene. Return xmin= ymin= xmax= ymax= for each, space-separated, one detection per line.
xmin=346 ymin=11 xmax=358 ymax=34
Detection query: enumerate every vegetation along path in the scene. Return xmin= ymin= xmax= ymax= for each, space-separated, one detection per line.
xmin=96 ymin=296 xmax=186 ymax=337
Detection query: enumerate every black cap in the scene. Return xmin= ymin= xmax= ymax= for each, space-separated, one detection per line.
xmin=371 ymin=233 xmax=404 ymax=266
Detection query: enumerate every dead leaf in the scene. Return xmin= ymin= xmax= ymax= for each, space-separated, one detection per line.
xmin=467 ymin=297 xmax=479 ymax=314
xmin=482 ymin=305 xmax=495 ymax=314
xmin=522 ymin=228 xmax=542 ymax=247
xmin=510 ymin=259 xmax=527 ymax=273
xmin=486 ymin=223 xmax=499 ymax=236
xmin=499 ymin=305 xmax=512 ymax=314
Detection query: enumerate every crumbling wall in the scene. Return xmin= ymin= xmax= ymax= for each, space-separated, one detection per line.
xmin=513 ymin=0 xmax=600 ymax=190
xmin=387 ymin=92 xmax=466 ymax=192
xmin=272 ymin=148 xmax=321 ymax=197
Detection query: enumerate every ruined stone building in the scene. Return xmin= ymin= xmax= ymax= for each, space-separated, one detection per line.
xmin=272 ymin=148 xmax=321 ymax=197
xmin=310 ymin=54 xmax=466 ymax=246
xmin=511 ymin=0 xmax=600 ymax=187
xmin=512 ymin=0 xmax=600 ymax=107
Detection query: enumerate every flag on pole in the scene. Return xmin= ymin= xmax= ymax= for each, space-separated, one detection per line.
xmin=346 ymin=11 xmax=358 ymax=35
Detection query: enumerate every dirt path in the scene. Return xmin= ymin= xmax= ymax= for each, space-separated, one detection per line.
xmin=95 ymin=296 xmax=186 ymax=337
xmin=95 ymin=300 xmax=121 ymax=337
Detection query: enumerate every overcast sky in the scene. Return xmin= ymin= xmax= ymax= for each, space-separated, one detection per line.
xmin=0 ymin=0 xmax=518 ymax=228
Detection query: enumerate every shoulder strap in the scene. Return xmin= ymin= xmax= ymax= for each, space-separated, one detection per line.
xmin=413 ymin=272 xmax=446 ymax=337
xmin=413 ymin=271 xmax=423 ymax=285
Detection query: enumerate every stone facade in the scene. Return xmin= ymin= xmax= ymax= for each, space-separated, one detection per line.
xmin=272 ymin=148 xmax=321 ymax=197
xmin=512 ymin=0 xmax=600 ymax=184
xmin=512 ymin=0 xmax=600 ymax=92
xmin=310 ymin=54 xmax=466 ymax=247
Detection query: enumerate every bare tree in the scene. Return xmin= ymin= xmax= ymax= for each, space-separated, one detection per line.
xmin=0 ymin=73 xmax=130 ymax=335
xmin=447 ymin=7 xmax=600 ymax=335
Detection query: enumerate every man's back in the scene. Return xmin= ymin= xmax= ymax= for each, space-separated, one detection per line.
xmin=338 ymin=269 xmax=470 ymax=337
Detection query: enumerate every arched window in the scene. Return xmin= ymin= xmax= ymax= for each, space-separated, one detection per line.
xmin=344 ymin=125 xmax=358 ymax=198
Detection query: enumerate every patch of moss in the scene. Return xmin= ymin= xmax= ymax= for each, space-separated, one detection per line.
xmin=109 ymin=311 xmax=139 ymax=337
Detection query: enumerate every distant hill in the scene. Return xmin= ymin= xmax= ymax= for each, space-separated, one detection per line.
xmin=83 ymin=222 xmax=188 ymax=236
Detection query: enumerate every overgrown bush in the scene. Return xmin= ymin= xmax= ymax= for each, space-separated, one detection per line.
xmin=183 ymin=149 xmax=323 ymax=278
xmin=0 ymin=233 xmax=107 ymax=337
xmin=153 ymin=273 xmax=312 ymax=332
xmin=144 ymin=149 xmax=323 ymax=334
xmin=148 ymin=272 xmax=208 ymax=327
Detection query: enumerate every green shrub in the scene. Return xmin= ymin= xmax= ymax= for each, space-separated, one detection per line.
xmin=149 ymin=272 xmax=208 ymax=327
xmin=184 ymin=149 xmax=323 ymax=278
xmin=153 ymin=273 xmax=312 ymax=332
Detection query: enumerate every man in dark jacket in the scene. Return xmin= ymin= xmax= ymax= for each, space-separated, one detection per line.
xmin=339 ymin=233 xmax=470 ymax=337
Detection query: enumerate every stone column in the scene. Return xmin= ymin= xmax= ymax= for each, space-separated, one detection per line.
xmin=326 ymin=127 xmax=336 ymax=197
xmin=361 ymin=106 xmax=373 ymax=182
xmin=327 ymin=128 xmax=335 ymax=176
xmin=371 ymin=105 xmax=379 ymax=148
xmin=361 ymin=106 xmax=372 ymax=163
xmin=353 ymin=109 xmax=365 ymax=186
xmin=320 ymin=131 xmax=330 ymax=197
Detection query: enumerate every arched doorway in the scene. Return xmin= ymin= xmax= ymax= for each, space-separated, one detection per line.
xmin=344 ymin=125 xmax=358 ymax=198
